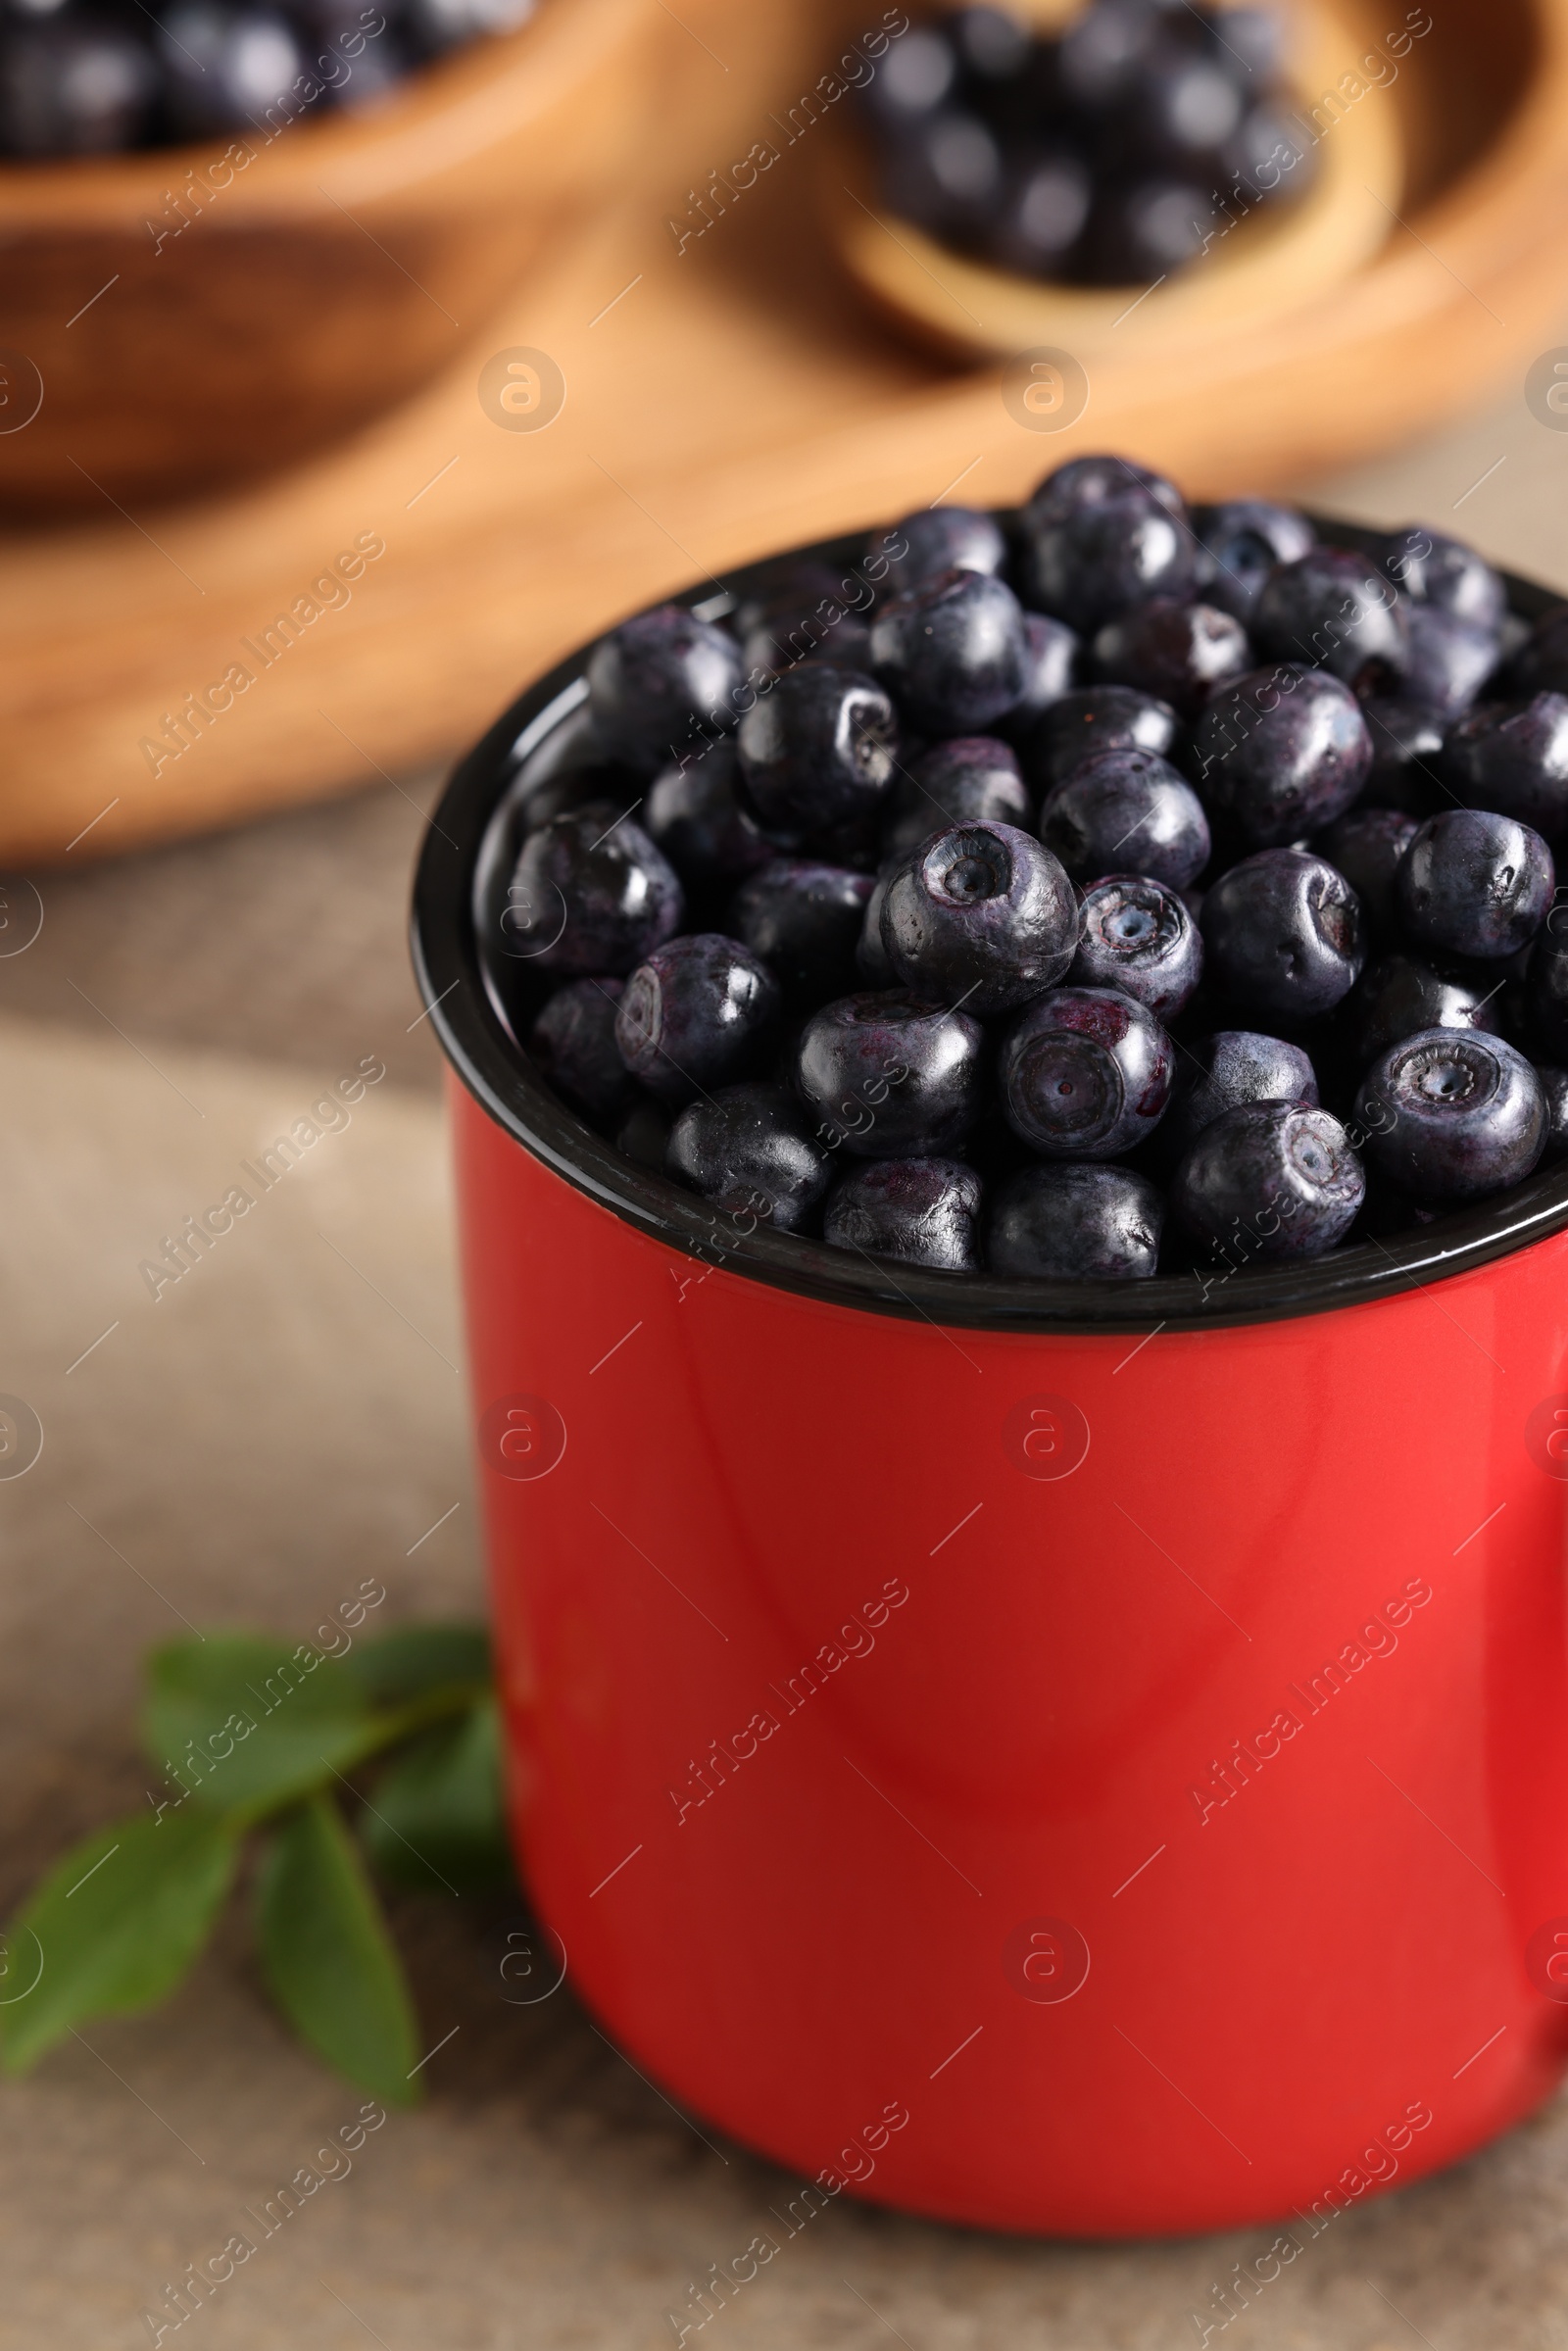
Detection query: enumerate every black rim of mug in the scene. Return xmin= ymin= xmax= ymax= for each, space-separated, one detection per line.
xmin=411 ymin=511 xmax=1568 ymax=1337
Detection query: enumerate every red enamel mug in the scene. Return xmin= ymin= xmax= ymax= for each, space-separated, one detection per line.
xmin=412 ymin=521 xmax=1568 ymax=2239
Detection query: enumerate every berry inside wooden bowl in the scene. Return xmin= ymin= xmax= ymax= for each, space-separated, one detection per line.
xmin=0 ymin=0 xmax=657 ymax=514
xmin=823 ymin=0 xmax=1536 ymax=367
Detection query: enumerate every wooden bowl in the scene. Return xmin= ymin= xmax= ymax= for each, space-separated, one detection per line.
xmin=0 ymin=0 xmax=659 ymax=514
xmin=3 ymin=0 xmax=1567 ymax=868
xmin=823 ymin=0 xmax=1533 ymax=371
xmin=831 ymin=0 xmax=1403 ymax=361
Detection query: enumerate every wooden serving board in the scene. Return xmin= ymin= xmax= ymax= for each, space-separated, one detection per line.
xmin=3 ymin=0 xmax=1566 ymax=863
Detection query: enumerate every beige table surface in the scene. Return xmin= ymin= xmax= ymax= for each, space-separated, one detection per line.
xmin=5 ymin=395 xmax=1568 ymax=2349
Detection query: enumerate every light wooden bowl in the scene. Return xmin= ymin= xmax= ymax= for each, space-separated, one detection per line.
xmin=0 ymin=0 xmax=660 ymax=514
xmin=823 ymin=0 xmax=1523 ymax=368
xmin=831 ymin=0 xmax=1401 ymax=360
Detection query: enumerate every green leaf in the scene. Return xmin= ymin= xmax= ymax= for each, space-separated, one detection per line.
xmin=343 ymin=1623 xmax=491 ymax=1710
xmin=0 ymin=1808 xmax=239 ymax=2074
xmin=141 ymin=1634 xmax=382 ymax=1821
xmin=361 ymin=1698 xmax=514 ymax=1895
xmin=257 ymin=1792 xmax=420 ymax=2104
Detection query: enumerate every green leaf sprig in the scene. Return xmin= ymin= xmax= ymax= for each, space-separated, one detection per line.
xmin=0 ymin=1619 xmax=513 ymax=2104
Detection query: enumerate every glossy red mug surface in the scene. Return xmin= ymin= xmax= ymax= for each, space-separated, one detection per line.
xmin=414 ymin=523 xmax=1568 ymax=2238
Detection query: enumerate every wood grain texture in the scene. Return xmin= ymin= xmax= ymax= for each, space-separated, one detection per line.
xmin=3 ymin=0 xmax=1566 ymax=864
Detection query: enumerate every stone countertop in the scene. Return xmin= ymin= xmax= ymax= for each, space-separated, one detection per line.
xmin=3 ymin=397 xmax=1568 ymax=2350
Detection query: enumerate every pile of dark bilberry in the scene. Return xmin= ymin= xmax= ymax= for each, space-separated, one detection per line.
xmin=0 ymin=0 xmax=529 ymax=159
xmin=506 ymin=454 xmax=1568 ymax=1286
xmin=859 ymin=0 xmax=1310 ymax=285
